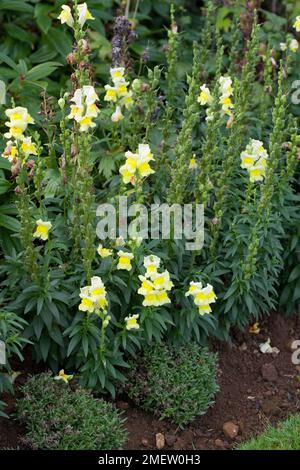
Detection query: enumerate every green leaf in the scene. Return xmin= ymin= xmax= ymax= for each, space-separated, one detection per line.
xmin=0 ymin=214 xmax=20 ymax=232
xmin=0 ymin=179 xmax=10 ymax=195
xmin=46 ymin=27 xmax=72 ymax=58
xmin=34 ymin=4 xmax=53 ymax=34
xmin=0 ymin=158 xmax=10 ymax=170
xmin=288 ymin=265 xmax=300 ymax=283
xmin=26 ymin=62 xmax=62 ymax=81
xmin=4 ymin=24 xmax=34 ymax=45
xmin=0 ymin=52 xmax=19 ymax=72
xmin=0 ymin=1 xmax=34 ymax=14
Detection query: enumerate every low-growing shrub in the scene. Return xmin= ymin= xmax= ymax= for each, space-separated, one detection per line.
xmin=16 ymin=372 xmax=127 ymax=450
xmin=126 ymin=343 xmax=219 ymax=426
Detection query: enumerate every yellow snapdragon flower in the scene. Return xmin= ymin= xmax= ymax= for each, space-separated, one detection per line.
xmin=77 ymin=2 xmax=95 ymax=26
xmin=78 ymin=116 xmax=96 ymax=132
xmin=2 ymin=141 xmax=18 ymax=162
xmin=219 ymin=96 xmax=233 ymax=115
xmin=197 ymin=84 xmax=213 ymax=106
xmin=219 ymin=76 xmax=233 ymax=97
xmin=186 ymin=281 xmax=217 ymax=316
xmin=104 ymin=85 xmax=118 ymax=102
xmin=58 ymin=4 xmax=74 ymax=27
xmin=143 ymin=254 xmax=160 ymax=277
xmin=125 ymin=314 xmax=140 ymax=330
xmin=54 ymin=369 xmax=73 ymax=383
xmin=189 ymin=156 xmax=198 ymax=169
xmin=294 ymin=16 xmax=300 ymax=32
xmin=117 ymin=250 xmax=134 ymax=271
xmin=290 ymin=38 xmax=299 ymax=53
xmin=21 ymin=137 xmax=37 ymax=157
xmin=33 ymin=219 xmax=52 ymax=241
xmin=110 ymin=67 xmax=125 ymax=83
xmin=97 ymin=244 xmax=113 ymax=258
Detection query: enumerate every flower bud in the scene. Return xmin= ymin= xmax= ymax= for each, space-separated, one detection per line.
xmin=58 ymin=98 xmax=65 ymax=110
xmin=132 ymin=79 xmax=142 ymax=93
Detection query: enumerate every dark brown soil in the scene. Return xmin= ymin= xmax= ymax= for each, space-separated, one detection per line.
xmin=1 ymin=313 xmax=299 ymax=450
xmin=121 ymin=313 xmax=300 ymax=450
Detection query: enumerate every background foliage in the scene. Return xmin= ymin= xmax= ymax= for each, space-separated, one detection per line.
xmin=0 ymin=0 xmax=299 ymax=399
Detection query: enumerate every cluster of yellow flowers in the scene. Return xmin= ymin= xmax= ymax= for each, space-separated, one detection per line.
xmin=4 ymin=106 xmax=34 ymax=141
xmin=198 ymin=76 xmax=234 ymax=121
xmin=68 ymin=86 xmax=100 ymax=132
xmin=58 ymin=2 xmax=94 ymax=28
xmin=240 ymin=139 xmax=268 ymax=183
xmin=77 ymin=272 xmax=140 ymax=332
xmin=79 ymin=276 xmax=108 ymax=314
xmin=138 ymin=255 xmax=173 ymax=307
xmin=119 ymin=144 xmax=154 ymax=185
xmin=186 ymin=281 xmax=217 ymax=315
xmin=2 ymin=107 xmax=37 ymax=165
xmin=104 ymin=67 xmax=133 ymax=122
xmin=218 ymin=76 xmax=234 ymax=116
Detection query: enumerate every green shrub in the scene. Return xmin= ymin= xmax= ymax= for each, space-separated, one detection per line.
xmin=239 ymin=414 xmax=300 ymax=450
xmin=16 ymin=372 xmax=127 ymax=450
xmin=126 ymin=343 xmax=219 ymax=426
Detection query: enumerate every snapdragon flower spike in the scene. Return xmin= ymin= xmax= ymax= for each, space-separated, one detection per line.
xmin=4 ymin=106 xmax=34 ymax=140
xmin=219 ymin=76 xmax=234 ymax=116
xmin=104 ymin=67 xmax=134 ymax=122
xmin=138 ymin=255 xmax=173 ymax=307
xmin=119 ymin=144 xmax=155 ymax=185
xmin=240 ymin=139 xmax=269 ymax=183
xmin=79 ymin=276 xmax=108 ymax=314
xmin=186 ymin=281 xmax=217 ymax=315
xmin=68 ymin=86 xmax=100 ymax=132
xmin=58 ymin=2 xmax=94 ymax=28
